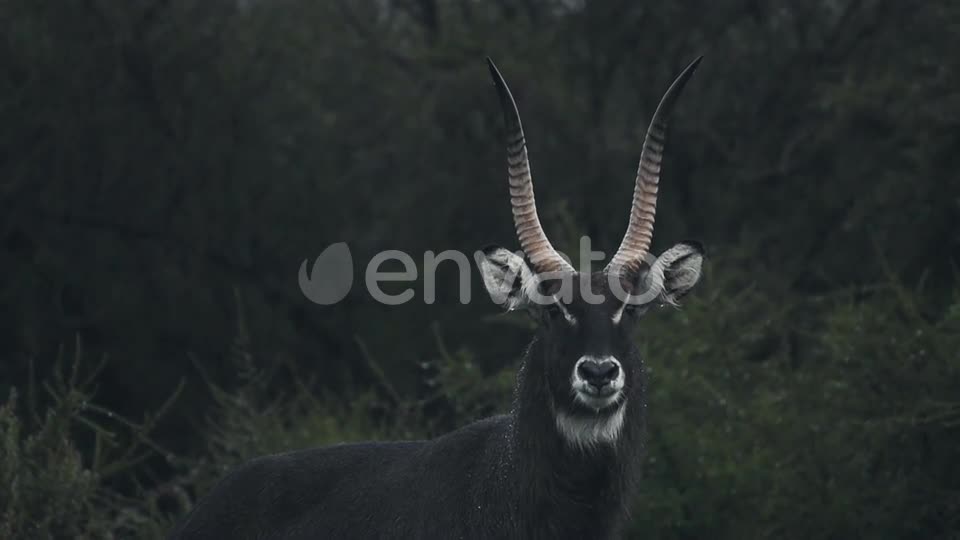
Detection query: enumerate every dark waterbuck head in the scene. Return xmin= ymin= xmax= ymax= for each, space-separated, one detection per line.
xmin=477 ymin=58 xmax=704 ymax=449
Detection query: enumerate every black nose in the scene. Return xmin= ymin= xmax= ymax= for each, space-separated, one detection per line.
xmin=577 ymin=360 xmax=619 ymax=388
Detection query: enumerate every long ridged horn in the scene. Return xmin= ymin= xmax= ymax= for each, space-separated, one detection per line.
xmin=605 ymin=57 xmax=702 ymax=275
xmin=487 ymin=58 xmax=573 ymax=276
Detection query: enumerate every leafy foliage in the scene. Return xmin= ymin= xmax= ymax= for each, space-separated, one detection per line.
xmin=634 ymin=254 xmax=960 ymax=538
xmin=0 ymin=341 xmax=181 ymax=539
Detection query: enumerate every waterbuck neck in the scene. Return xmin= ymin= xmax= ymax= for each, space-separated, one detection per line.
xmin=506 ymin=336 xmax=647 ymax=515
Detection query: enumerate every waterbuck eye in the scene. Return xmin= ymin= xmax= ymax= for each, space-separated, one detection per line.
xmin=612 ymin=303 xmax=638 ymax=325
xmin=621 ymin=302 xmax=651 ymax=320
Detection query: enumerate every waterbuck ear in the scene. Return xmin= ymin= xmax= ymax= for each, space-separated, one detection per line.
xmin=648 ymin=241 xmax=704 ymax=306
xmin=475 ymin=245 xmax=538 ymax=311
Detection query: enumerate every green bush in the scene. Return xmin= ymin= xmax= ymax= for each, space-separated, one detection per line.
xmin=0 ymin=341 xmax=180 ymax=539
xmin=631 ymin=258 xmax=960 ymax=538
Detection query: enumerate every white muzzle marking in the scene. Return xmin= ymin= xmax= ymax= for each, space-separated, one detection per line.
xmin=556 ymin=355 xmax=627 ymax=448
xmin=571 ymin=355 xmax=625 ymax=410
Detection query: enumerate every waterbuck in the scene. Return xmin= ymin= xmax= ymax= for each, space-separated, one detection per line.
xmin=169 ymin=57 xmax=704 ymax=540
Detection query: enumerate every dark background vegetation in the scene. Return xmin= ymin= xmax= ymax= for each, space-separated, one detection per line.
xmin=2 ymin=0 xmax=959 ymax=538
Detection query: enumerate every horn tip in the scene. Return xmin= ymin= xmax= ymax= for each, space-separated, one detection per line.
xmin=686 ymin=55 xmax=704 ymax=75
xmin=677 ymin=55 xmax=704 ymax=83
xmin=486 ymin=58 xmax=518 ymax=120
xmin=486 ymin=57 xmax=503 ymax=83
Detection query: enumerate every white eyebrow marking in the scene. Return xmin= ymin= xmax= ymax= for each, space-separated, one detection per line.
xmin=553 ymin=296 xmax=577 ymax=325
xmin=611 ymin=301 xmax=627 ymax=324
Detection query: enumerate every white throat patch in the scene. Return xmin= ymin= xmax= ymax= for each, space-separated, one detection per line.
xmin=555 ymin=402 xmax=627 ymax=450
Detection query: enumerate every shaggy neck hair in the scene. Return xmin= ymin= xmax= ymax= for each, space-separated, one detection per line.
xmin=503 ymin=336 xmax=647 ymax=539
